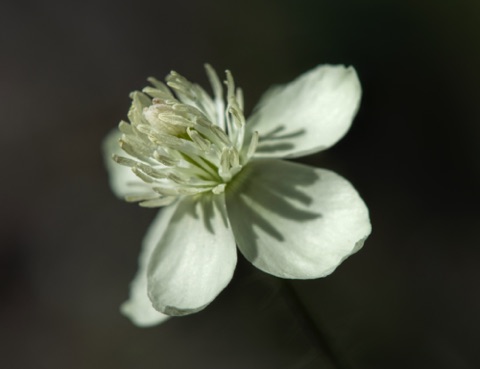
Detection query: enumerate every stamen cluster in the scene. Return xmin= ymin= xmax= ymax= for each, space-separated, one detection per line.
xmin=113 ymin=65 xmax=258 ymax=207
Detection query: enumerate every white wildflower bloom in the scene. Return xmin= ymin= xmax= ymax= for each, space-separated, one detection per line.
xmin=103 ymin=64 xmax=371 ymax=326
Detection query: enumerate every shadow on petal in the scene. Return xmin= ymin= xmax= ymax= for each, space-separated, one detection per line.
xmin=235 ymin=194 xmax=285 ymax=242
xmin=226 ymin=159 xmax=322 ymax=261
xmin=245 ymin=65 xmax=362 ymax=159
xmin=147 ymin=194 xmax=237 ymax=314
xmin=176 ymin=193 xmax=228 ymax=235
xmin=254 ymin=125 xmax=305 ymax=155
xmin=227 ymin=159 xmax=371 ymax=279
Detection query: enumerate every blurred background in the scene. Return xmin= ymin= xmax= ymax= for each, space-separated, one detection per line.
xmin=1 ymin=0 xmax=479 ymax=368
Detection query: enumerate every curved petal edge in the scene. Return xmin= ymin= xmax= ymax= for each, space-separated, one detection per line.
xmin=248 ymin=64 xmax=362 ymax=159
xmin=147 ymin=194 xmax=237 ymax=315
xmin=226 ymin=159 xmax=371 ymax=279
xmin=119 ymin=206 xmax=178 ymax=327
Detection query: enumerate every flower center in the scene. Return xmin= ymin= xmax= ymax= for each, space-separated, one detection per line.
xmin=112 ymin=65 xmax=259 ymax=207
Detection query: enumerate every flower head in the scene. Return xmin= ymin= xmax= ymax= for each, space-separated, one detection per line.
xmin=103 ymin=64 xmax=371 ymax=326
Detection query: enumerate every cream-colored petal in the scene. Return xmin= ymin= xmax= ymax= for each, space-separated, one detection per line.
xmin=147 ymin=194 xmax=237 ymax=315
xmin=226 ymin=159 xmax=371 ymax=279
xmin=120 ymin=205 xmax=178 ymax=327
xmin=120 ymin=274 xmax=170 ymax=327
xmin=248 ymin=65 xmax=361 ymax=158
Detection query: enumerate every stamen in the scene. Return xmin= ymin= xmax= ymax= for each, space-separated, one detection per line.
xmin=219 ymin=148 xmax=232 ymax=181
xmin=187 ymin=127 xmax=211 ymax=151
xmin=212 ymin=184 xmax=226 ymax=194
xmin=125 ymin=193 xmax=159 ymax=202
xmin=142 ymin=86 xmax=173 ymax=100
xmin=236 ymin=88 xmax=244 ymax=111
xmin=112 ymin=154 xmax=138 ymax=167
xmin=190 ymin=118 xmax=228 ymax=151
xmin=210 ymin=125 xmax=231 ymax=146
xmin=225 ymin=70 xmax=235 ymax=101
xmin=118 ymin=120 xmax=134 ymax=135
xmin=139 ymin=197 xmax=176 ymax=207
xmin=228 ymin=103 xmax=245 ymax=128
xmin=119 ymin=138 xmax=153 ymax=162
xmin=134 ymin=163 xmax=167 ymax=179
xmin=180 ymin=153 xmax=221 ymax=180
xmin=153 ymin=151 xmax=177 ymax=166
xmin=153 ymin=186 xmax=183 ymax=197
xmin=205 ymin=63 xmax=225 ymax=130
xmin=228 ymin=147 xmax=240 ymax=168
xmin=246 ymin=131 xmax=259 ymax=161
xmin=167 ymin=173 xmax=188 ymax=185
xmin=131 ymin=166 xmax=155 ymax=183
xmin=128 ymin=92 xmax=151 ymax=126
xmin=146 ymin=77 xmax=174 ymax=97
xmin=113 ymin=65 xmax=257 ymax=208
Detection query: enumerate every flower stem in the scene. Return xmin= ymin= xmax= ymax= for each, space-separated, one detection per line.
xmin=281 ymin=281 xmax=354 ymax=369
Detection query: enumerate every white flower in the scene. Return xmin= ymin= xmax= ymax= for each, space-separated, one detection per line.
xmin=103 ymin=64 xmax=371 ymax=326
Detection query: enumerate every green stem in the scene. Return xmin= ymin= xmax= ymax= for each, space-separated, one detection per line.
xmin=281 ymin=281 xmax=353 ymax=369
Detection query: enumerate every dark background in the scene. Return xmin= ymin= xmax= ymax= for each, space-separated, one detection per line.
xmin=1 ymin=0 xmax=479 ymax=368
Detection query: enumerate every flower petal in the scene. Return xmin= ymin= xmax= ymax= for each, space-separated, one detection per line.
xmin=120 ymin=206 xmax=178 ymax=327
xmin=248 ymin=65 xmax=361 ymax=158
xmin=102 ymin=129 xmax=153 ymax=198
xmin=147 ymin=194 xmax=237 ymax=315
xmin=226 ymin=159 xmax=371 ymax=279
